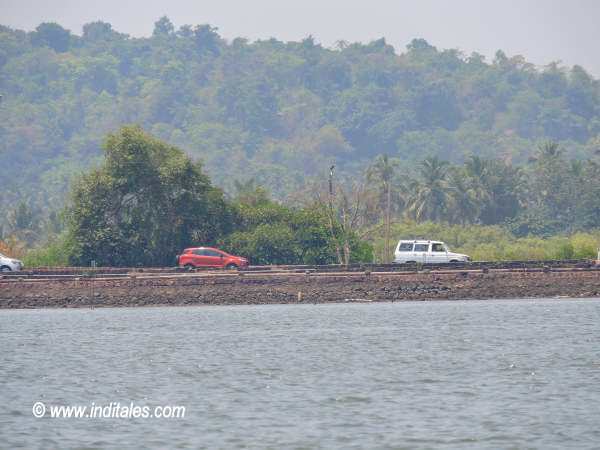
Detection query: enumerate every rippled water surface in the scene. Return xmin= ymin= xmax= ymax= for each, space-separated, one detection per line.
xmin=2 ymin=299 xmax=600 ymax=449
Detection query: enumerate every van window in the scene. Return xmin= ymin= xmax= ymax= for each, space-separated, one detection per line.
xmin=398 ymin=243 xmax=413 ymax=252
xmin=414 ymin=243 xmax=429 ymax=252
xmin=431 ymin=243 xmax=445 ymax=252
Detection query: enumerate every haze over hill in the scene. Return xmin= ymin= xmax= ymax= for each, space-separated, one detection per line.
xmin=1 ymin=16 xmax=600 ymax=236
xmin=4 ymin=0 xmax=600 ymax=76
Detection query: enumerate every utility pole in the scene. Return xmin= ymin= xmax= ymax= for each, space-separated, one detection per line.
xmin=326 ymin=165 xmax=343 ymax=265
xmin=328 ymin=165 xmax=335 ymax=221
xmin=329 ymin=165 xmax=335 ymax=201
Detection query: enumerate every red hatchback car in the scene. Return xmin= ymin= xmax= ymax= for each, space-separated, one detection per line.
xmin=177 ymin=247 xmax=248 ymax=270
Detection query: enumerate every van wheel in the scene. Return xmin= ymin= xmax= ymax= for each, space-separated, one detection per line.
xmin=405 ymin=261 xmax=416 ymax=264
xmin=0 ymin=266 xmax=11 ymax=272
xmin=449 ymin=260 xmax=460 ymax=263
xmin=225 ymin=263 xmax=238 ymax=270
xmin=184 ymin=264 xmax=195 ymax=271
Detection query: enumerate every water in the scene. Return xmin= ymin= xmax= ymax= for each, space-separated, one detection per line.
xmin=1 ymin=299 xmax=600 ymax=449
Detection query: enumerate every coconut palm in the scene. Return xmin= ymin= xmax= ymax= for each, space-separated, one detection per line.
xmin=366 ymin=154 xmax=399 ymax=263
xmin=405 ymin=156 xmax=452 ymax=222
xmin=464 ymin=156 xmax=492 ymax=212
xmin=448 ymin=169 xmax=478 ymax=225
xmin=534 ymin=141 xmax=563 ymax=162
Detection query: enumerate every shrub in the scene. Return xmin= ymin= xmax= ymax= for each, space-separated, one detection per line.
xmin=23 ymin=233 xmax=72 ymax=267
xmin=369 ymin=221 xmax=600 ymax=262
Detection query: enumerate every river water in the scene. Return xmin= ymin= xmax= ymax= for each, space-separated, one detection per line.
xmin=1 ymin=299 xmax=600 ymax=449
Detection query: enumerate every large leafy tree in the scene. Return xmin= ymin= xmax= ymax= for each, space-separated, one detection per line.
xmin=66 ymin=126 xmax=232 ymax=266
xmin=31 ymin=22 xmax=71 ymax=52
xmin=222 ymin=185 xmax=373 ymax=265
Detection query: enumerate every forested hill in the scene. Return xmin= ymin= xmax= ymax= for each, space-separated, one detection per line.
xmin=1 ymin=18 xmax=600 ymax=217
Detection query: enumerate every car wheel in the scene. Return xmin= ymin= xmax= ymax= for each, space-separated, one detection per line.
xmin=184 ymin=263 xmax=195 ymax=271
xmin=225 ymin=263 xmax=238 ymax=270
xmin=405 ymin=261 xmax=416 ymax=264
xmin=449 ymin=260 xmax=460 ymax=263
xmin=0 ymin=266 xmax=12 ymax=272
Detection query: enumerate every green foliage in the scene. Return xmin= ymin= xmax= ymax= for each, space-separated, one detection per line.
xmin=22 ymin=233 xmax=72 ymax=267
xmin=31 ymin=22 xmax=71 ymax=52
xmin=405 ymin=156 xmax=452 ymax=222
xmin=221 ymin=195 xmax=372 ymax=265
xmin=3 ymin=19 xmax=600 ymax=259
xmin=370 ymin=221 xmax=600 ymax=262
xmin=2 ymin=20 xmax=600 ymax=241
xmin=66 ymin=126 xmax=232 ymax=266
xmin=223 ymin=224 xmax=299 ymax=265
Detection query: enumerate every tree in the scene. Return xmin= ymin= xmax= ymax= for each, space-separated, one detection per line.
xmin=4 ymin=19 xmax=600 ymax=241
xmin=153 ymin=16 xmax=174 ymax=37
xmin=448 ymin=169 xmax=478 ymax=225
xmin=232 ymin=179 xmax=271 ymax=206
xmin=222 ymin=192 xmax=351 ymax=265
xmin=530 ymin=141 xmax=572 ymax=224
xmin=31 ymin=22 xmax=71 ymax=52
xmin=82 ymin=21 xmax=117 ymax=41
xmin=194 ymin=24 xmax=220 ymax=55
xmin=575 ymin=161 xmax=600 ymax=229
xmin=315 ymin=175 xmax=372 ymax=265
xmin=66 ymin=126 xmax=232 ymax=266
xmin=366 ymin=154 xmax=398 ymax=263
xmin=460 ymin=156 xmax=522 ymax=225
xmin=405 ymin=157 xmax=452 ymax=222
xmin=6 ymin=200 xmax=42 ymax=246
xmin=511 ymin=141 xmax=577 ymax=235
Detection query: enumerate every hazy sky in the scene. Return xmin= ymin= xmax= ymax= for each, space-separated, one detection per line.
xmin=2 ymin=0 xmax=600 ymax=75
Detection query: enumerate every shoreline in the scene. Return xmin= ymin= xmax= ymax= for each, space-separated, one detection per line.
xmin=2 ymin=269 xmax=600 ymax=309
xmin=1 ymin=297 xmax=598 ymax=312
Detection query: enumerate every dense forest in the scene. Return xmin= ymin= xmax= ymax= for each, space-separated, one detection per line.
xmin=2 ymin=18 xmax=600 ymax=263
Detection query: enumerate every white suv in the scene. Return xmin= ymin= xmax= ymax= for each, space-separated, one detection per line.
xmin=0 ymin=252 xmax=23 ymax=272
xmin=394 ymin=240 xmax=470 ymax=264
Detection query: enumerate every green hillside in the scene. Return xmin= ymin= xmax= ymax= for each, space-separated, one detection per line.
xmin=1 ymin=18 xmax=600 ymax=235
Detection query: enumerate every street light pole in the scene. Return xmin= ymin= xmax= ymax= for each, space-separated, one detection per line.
xmin=328 ymin=165 xmax=335 ymax=212
xmin=328 ymin=165 xmax=335 ymax=198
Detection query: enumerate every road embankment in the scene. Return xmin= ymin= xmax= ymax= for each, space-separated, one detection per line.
xmin=1 ymin=268 xmax=600 ymax=308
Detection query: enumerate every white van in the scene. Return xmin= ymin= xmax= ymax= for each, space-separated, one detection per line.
xmin=394 ymin=240 xmax=470 ymax=264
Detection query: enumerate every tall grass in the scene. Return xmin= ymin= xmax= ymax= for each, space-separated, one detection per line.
xmin=370 ymin=221 xmax=600 ymax=262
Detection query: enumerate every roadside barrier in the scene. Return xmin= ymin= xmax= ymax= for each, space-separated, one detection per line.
xmin=0 ymin=259 xmax=596 ymax=283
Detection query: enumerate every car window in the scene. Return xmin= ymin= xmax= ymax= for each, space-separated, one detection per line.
xmin=414 ymin=243 xmax=429 ymax=252
xmin=204 ymin=250 xmax=222 ymax=257
xmin=398 ymin=243 xmax=413 ymax=252
xmin=192 ymin=249 xmax=206 ymax=256
xmin=431 ymin=243 xmax=445 ymax=252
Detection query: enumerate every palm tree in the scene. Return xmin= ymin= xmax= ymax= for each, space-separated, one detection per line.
xmin=405 ymin=156 xmax=452 ymax=222
xmin=534 ymin=141 xmax=563 ymax=162
xmin=463 ymin=155 xmax=492 ymax=222
xmin=448 ymin=169 xmax=478 ymax=225
xmin=366 ymin=154 xmax=398 ymax=263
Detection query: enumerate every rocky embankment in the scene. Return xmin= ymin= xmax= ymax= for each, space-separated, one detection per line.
xmin=1 ymin=269 xmax=600 ymax=309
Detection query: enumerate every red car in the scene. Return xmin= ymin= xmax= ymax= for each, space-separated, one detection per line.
xmin=177 ymin=247 xmax=248 ymax=270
